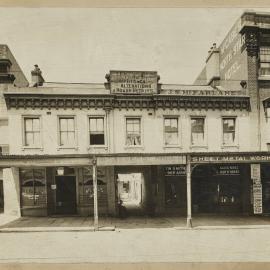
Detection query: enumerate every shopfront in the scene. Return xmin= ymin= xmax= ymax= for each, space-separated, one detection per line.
xmin=19 ymin=166 xmax=111 ymax=217
xmin=191 ymin=164 xmax=251 ymax=215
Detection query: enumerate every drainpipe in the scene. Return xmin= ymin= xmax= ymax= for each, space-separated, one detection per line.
xmin=186 ymin=154 xmax=192 ymax=228
xmin=92 ymin=155 xmax=98 ymax=230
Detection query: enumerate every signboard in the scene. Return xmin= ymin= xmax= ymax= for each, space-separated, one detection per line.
xmin=164 ymin=166 xmax=186 ymax=176
xmin=251 ymin=164 xmax=261 ymax=179
xmin=253 ymin=183 xmax=263 ymax=214
xmin=215 ymin=165 xmax=240 ymax=175
xmin=191 ymin=154 xmax=270 ymax=164
xmin=110 ymin=71 xmax=158 ymax=94
xmin=250 ymin=164 xmax=263 ymax=214
xmin=162 ymin=89 xmax=246 ymax=96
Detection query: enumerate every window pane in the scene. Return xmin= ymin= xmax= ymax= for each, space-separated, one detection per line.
xmin=67 ymin=118 xmax=75 ymax=131
xmin=33 ymin=132 xmax=40 ymax=146
xmin=191 ymin=132 xmax=204 ymax=145
xmin=96 ymin=118 xmax=104 ymax=132
xmin=25 ymin=132 xmax=33 ymax=146
xmin=90 ymin=134 xmax=105 ymax=145
xmin=25 ymin=119 xmax=33 ymax=132
xmin=60 ymin=131 xmax=68 ymax=145
xmin=67 ymin=131 xmax=75 ymax=145
xmin=60 ymin=118 xmax=67 ymax=131
xmin=126 ymin=135 xmax=141 ymax=146
xmin=32 ymin=119 xmax=40 ymax=131
xmin=165 ymin=132 xmax=178 ymax=145
xmin=90 ymin=118 xmax=97 ymax=132
xmin=191 ymin=118 xmax=204 ymax=133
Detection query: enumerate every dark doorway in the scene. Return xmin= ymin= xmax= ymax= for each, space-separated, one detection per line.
xmin=55 ymin=176 xmax=76 ymax=215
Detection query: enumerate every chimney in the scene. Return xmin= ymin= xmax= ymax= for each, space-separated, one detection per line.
xmin=31 ymin=64 xmax=44 ymax=87
xmin=206 ymin=43 xmax=220 ymax=85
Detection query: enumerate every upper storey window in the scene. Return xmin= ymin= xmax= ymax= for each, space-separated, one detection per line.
xmin=259 ymin=46 xmax=270 ymax=76
xmin=23 ymin=117 xmax=41 ymax=148
xmin=59 ymin=117 xmax=76 ymax=147
xmin=126 ymin=118 xmax=141 ymax=146
xmin=89 ymin=117 xmax=105 ymax=145
xmin=191 ymin=117 xmax=205 ymax=146
xmin=222 ymin=117 xmax=236 ymax=145
xmin=164 ymin=118 xmax=179 ymax=146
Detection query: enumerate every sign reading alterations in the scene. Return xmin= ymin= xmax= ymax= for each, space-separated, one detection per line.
xmin=110 ymin=71 xmax=158 ymax=94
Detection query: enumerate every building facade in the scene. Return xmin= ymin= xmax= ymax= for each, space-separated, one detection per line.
xmin=1 ymin=11 xmax=270 ymax=225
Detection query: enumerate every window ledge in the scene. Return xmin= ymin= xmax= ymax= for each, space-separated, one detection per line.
xmin=57 ymin=146 xmax=78 ymax=151
xmin=88 ymin=145 xmax=108 ymax=150
xmin=124 ymin=146 xmax=145 ymax=150
xmin=22 ymin=147 xmax=43 ymax=151
xmin=190 ymin=145 xmax=208 ymax=150
xmin=221 ymin=144 xmax=239 ymax=149
xmin=163 ymin=145 xmax=182 ymax=149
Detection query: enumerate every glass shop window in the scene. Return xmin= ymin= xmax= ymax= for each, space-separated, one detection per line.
xmin=24 ymin=117 xmax=41 ymax=147
xmin=222 ymin=118 xmax=236 ymax=145
xmin=59 ymin=117 xmax=76 ymax=147
xmin=79 ymin=167 xmax=107 ymax=205
xmin=164 ymin=118 xmax=179 ymax=146
xmin=260 ymin=47 xmax=270 ymax=76
xmin=89 ymin=117 xmax=105 ymax=145
xmin=191 ymin=117 xmax=205 ymax=145
xmin=126 ymin=118 xmax=141 ymax=146
xmin=20 ymin=169 xmax=46 ymax=207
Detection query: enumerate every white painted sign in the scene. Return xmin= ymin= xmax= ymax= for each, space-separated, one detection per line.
xmin=251 ymin=164 xmax=261 ymax=179
xmin=253 ymin=183 xmax=263 ymax=214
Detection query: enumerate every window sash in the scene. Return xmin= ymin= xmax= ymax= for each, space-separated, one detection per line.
xmin=164 ymin=118 xmax=179 ymax=145
xmin=223 ymin=118 xmax=236 ymax=144
xmin=59 ymin=118 xmax=75 ymax=146
xmin=126 ymin=118 xmax=141 ymax=146
xmin=191 ymin=118 xmax=205 ymax=145
xmin=24 ymin=118 xmax=41 ymax=147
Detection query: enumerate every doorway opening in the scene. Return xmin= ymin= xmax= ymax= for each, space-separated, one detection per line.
xmin=117 ymin=173 xmax=143 ymax=215
xmin=55 ymin=176 xmax=76 ymax=215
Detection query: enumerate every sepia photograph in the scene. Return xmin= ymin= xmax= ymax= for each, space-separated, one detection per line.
xmin=0 ymin=3 xmax=270 ymax=269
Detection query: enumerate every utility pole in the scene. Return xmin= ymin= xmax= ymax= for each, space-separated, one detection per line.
xmin=92 ymin=155 xmax=98 ymax=231
xmin=186 ymin=154 xmax=192 ymax=228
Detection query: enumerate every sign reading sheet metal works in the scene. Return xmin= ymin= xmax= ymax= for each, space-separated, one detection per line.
xmin=110 ymin=71 xmax=158 ymax=94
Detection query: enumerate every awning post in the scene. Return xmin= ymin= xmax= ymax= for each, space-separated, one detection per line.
xmin=186 ymin=155 xmax=192 ymax=228
xmin=92 ymin=156 xmax=98 ymax=230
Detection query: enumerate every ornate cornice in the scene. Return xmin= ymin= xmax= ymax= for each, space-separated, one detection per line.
xmin=4 ymin=93 xmax=250 ymax=111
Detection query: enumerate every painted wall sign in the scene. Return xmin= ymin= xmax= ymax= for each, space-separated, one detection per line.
xmin=110 ymin=71 xmax=158 ymax=94
xmin=218 ymin=18 xmax=248 ymax=90
xmin=191 ymin=154 xmax=270 ymax=163
xmin=162 ymin=89 xmax=247 ymax=96
xmin=164 ymin=166 xmax=186 ymax=176
xmin=215 ymin=165 xmax=240 ymax=175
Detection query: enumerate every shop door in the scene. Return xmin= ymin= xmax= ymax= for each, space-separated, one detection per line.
xmin=55 ymin=176 xmax=76 ymax=215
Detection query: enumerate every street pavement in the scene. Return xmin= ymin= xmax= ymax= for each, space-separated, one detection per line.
xmin=0 ymin=227 xmax=270 ymax=263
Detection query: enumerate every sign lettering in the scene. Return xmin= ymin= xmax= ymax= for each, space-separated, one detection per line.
xmin=110 ymin=71 xmax=158 ymax=94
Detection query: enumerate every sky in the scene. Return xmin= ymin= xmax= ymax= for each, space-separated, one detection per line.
xmin=1 ymin=8 xmax=270 ymax=85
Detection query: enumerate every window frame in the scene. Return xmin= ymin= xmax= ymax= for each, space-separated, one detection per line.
xmin=22 ymin=115 xmax=42 ymax=149
xmin=163 ymin=116 xmax=181 ymax=148
xmin=88 ymin=115 xmax=107 ymax=147
xmin=125 ymin=116 xmax=143 ymax=147
xmin=57 ymin=115 xmax=77 ymax=149
xmin=20 ymin=167 xmax=47 ymax=208
xmin=190 ymin=116 xmax=207 ymax=147
xmin=259 ymin=46 xmax=270 ymax=77
xmin=221 ymin=116 xmax=238 ymax=147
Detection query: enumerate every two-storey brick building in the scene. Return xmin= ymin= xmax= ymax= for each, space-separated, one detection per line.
xmin=2 ymin=11 xmax=270 ymax=226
